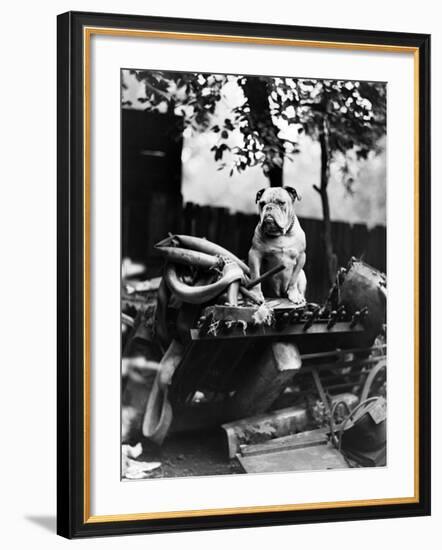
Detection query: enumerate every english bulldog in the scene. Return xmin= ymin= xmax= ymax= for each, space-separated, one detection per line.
xmin=248 ymin=186 xmax=307 ymax=305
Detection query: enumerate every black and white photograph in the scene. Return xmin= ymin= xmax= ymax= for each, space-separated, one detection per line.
xmin=120 ymin=68 xmax=387 ymax=480
xmin=1 ymin=0 xmax=435 ymax=543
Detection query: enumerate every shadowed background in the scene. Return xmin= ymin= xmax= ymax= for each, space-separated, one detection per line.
xmin=122 ymin=70 xmax=386 ymax=301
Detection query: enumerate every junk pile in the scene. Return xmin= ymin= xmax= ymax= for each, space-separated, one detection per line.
xmin=122 ymin=234 xmax=387 ymax=472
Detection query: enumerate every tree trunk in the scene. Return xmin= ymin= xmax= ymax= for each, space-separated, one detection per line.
xmin=315 ymin=116 xmax=337 ymax=286
xmin=267 ymin=165 xmax=283 ymax=187
xmin=242 ymin=77 xmax=284 ymax=187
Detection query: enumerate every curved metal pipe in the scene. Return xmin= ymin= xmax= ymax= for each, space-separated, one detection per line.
xmin=155 ymin=246 xmax=222 ymax=270
xmin=156 ymin=234 xmax=250 ymax=275
xmin=360 ymin=358 xmax=386 ymax=402
xmin=164 ymin=262 xmax=243 ymax=304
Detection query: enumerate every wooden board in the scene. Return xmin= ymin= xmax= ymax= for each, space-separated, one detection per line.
xmin=237 ymin=442 xmax=349 ymax=473
xmin=240 ymin=428 xmax=329 ymax=457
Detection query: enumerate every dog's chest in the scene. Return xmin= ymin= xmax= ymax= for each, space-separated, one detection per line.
xmin=260 ymin=240 xmax=300 ymax=264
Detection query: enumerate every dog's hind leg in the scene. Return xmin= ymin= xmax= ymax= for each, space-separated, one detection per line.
xmin=287 ymin=252 xmax=307 ymax=305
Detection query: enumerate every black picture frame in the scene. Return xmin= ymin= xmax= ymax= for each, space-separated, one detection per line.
xmin=57 ymin=10 xmax=431 ymax=539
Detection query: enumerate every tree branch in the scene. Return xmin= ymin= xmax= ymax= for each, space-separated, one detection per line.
xmin=144 ymin=80 xmax=171 ymax=102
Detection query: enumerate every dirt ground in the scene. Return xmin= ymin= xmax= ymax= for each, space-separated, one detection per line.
xmin=138 ymin=428 xmax=244 ymax=478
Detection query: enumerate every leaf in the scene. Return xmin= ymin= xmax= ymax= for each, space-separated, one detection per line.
xmin=224 ymin=118 xmax=234 ymax=131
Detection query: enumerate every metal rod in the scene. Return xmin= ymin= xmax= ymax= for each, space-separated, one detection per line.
xmin=300 ymin=345 xmax=386 ymax=361
xmin=311 ymin=367 xmax=331 ymax=416
xmin=239 ymin=286 xmax=263 ymax=304
xmin=245 ymin=263 xmax=285 ymax=289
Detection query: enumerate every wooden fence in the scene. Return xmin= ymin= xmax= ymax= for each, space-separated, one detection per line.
xmin=140 ymin=201 xmax=386 ymax=302
xmin=179 ymin=202 xmax=386 ymax=302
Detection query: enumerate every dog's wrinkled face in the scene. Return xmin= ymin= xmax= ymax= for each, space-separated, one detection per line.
xmin=256 ymin=187 xmax=300 ymax=236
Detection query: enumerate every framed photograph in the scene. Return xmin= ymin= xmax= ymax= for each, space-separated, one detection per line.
xmin=57 ymin=11 xmax=431 ymax=538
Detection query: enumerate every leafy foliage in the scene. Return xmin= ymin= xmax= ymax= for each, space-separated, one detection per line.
xmin=272 ymin=79 xmax=386 ymax=148
xmin=130 ymin=69 xmax=227 ymax=129
xmin=128 ymin=70 xmax=386 ymax=185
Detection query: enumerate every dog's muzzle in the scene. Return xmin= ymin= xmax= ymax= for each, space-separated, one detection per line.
xmin=261 ymin=215 xmax=283 ymax=234
xmin=261 ymin=204 xmax=286 ymax=230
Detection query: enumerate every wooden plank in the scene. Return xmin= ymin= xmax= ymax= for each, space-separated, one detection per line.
xmin=195 ymin=205 xmax=211 ymax=238
xmin=240 ymin=428 xmax=329 ymax=457
xmin=237 ymin=443 xmax=349 ymax=473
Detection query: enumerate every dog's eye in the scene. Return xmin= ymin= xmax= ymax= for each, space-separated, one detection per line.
xmin=259 ymin=201 xmax=266 ymax=208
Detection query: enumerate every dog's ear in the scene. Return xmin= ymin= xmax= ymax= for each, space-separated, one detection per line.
xmin=284 ymin=186 xmax=301 ymax=201
xmin=255 ymin=188 xmax=266 ymax=204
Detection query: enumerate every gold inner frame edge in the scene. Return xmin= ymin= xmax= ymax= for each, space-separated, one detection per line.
xmin=82 ymin=26 xmax=420 ymax=524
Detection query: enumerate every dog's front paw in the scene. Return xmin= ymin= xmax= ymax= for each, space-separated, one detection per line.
xmin=288 ymin=288 xmax=306 ymax=306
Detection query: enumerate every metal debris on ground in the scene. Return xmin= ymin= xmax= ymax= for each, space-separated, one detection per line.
xmin=122 ymin=444 xmax=162 ymax=480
